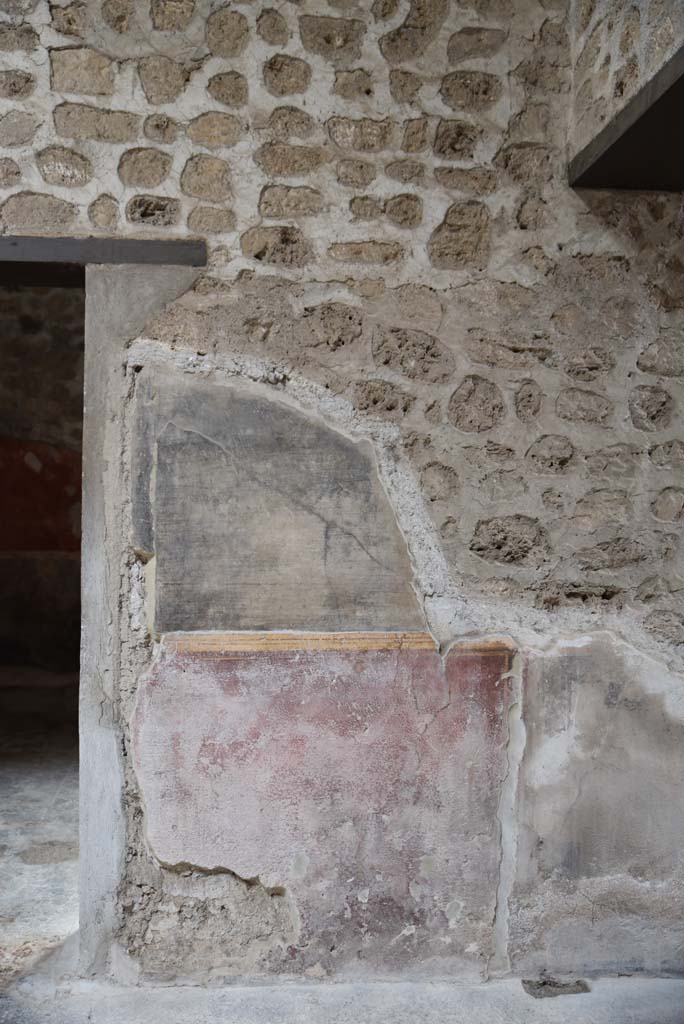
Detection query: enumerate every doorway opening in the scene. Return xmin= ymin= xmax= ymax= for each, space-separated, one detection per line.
xmin=0 ymin=273 xmax=84 ymax=986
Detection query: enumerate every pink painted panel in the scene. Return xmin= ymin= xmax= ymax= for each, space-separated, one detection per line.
xmin=132 ymin=634 xmax=515 ymax=975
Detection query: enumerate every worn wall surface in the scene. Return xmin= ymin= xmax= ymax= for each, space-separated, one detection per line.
xmin=570 ymin=0 xmax=684 ymax=158
xmin=3 ymin=0 xmax=684 ymax=987
xmin=0 ymin=285 xmax=83 ymax=675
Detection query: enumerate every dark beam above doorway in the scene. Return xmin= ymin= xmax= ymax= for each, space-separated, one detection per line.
xmin=569 ymin=45 xmax=684 ymax=191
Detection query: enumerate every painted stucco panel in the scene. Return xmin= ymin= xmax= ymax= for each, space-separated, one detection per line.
xmin=510 ymin=634 xmax=684 ymax=976
xmin=132 ymin=635 xmax=515 ymax=976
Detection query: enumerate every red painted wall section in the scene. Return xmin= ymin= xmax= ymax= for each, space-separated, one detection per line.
xmin=0 ymin=437 xmax=81 ymax=553
xmin=132 ymin=632 xmax=517 ymax=976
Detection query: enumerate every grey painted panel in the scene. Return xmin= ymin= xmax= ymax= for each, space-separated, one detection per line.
xmin=135 ymin=369 xmax=424 ymax=633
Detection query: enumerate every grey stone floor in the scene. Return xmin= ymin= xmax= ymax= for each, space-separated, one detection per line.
xmin=3 ymin=976 xmax=684 ymax=1024
xmin=0 ymin=678 xmax=79 ymax=992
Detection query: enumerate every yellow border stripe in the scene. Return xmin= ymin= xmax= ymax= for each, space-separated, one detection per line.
xmin=164 ymin=631 xmax=437 ymax=653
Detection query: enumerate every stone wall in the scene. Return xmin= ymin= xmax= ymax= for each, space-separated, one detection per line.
xmin=571 ymin=0 xmax=684 ymax=157
xmin=3 ymin=0 xmax=684 ymax=986
xmin=0 ymin=285 xmax=83 ymax=675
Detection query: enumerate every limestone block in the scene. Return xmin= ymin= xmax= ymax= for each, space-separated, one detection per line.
xmin=50 ymin=47 xmax=115 ymax=95
xmin=299 ymin=15 xmax=365 ymax=65
xmin=118 ymin=147 xmax=172 ymax=188
xmin=205 ymin=6 xmax=249 ymax=57
xmin=37 ymin=144 xmax=92 ymax=186
xmin=151 ymin=0 xmax=194 ymax=31
xmin=207 ymin=71 xmax=248 ymax=108
xmin=53 ymin=102 xmax=140 ymax=142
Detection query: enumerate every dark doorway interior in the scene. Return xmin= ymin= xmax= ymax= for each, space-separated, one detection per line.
xmin=0 ymin=281 xmax=83 ymax=987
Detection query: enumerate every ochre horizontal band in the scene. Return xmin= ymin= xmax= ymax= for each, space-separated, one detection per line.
xmin=163 ymin=631 xmax=437 ymax=653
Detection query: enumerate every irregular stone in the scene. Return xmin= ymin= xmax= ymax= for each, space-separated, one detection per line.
xmin=50 ymin=2 xmax=87 ymax=37
xmin=0 ymin=191 xmax=76 ymax=232
xmin=428 ymin=201 xmax=490 ymax=270
xmin=637 ymin=337 xmax=684 ymax=378
xmin=652 ymin=488 xmax=684 ymax=522
xmin=353 ymin=379 xmax=414 ymax=419
xmin=516 ymin=195 xmax=547 ymax=230
xmin=329 ymin=241 xmax=403 ymax=264
xmin=496 ymin=143 xmax=552 ymax=184
xmin=576 ymin=536 xmax=648 ymax=569
xmin=301 ymin=302 xmax=363 ymax=350
xmin=389 ymin=69 xmax=421 ymax=104
xmin=466 ymin=331 xmax=551 ymax=370
xmin=433 ymin=119 xmax=480 ymax=160
xmin=526 ymin=434 xmax=574 ymax=473
xmin=584 ymin=443 xmax=641 ymax=480
xmin=629 ymin=385 xmax=673 ymax=431
xmin=470 ymin=515 xmax=548 ymax=565
xmin=349 ymin=195 xmax=382 ymax=220
xmin=205 ymin=6 xmax=249 ymax=57
xmin=448 ymin=375 xmax=504 ymax=433
xmin=556 ymin=387 xmax=612 ymax=425
xmin=151 ymin=0 xmax=194 ymax=31
xmin=402 ymin=117 xmax=428 ymax=152
xmin=327 ymin=116 xmax=394 ymax=152
xmin=118 ymin=147 xmax=171 ymax=187
xmin=372 ymin=0 xmax=400 ymax=20
xmin=186 ymin=206 xmax=236 ymax=234
xmin=299 ymin=15 xmax=365 ymax=65
xmin=573 ymin=489 xmax=630 ymax=531
xmin=447 ymin=26 xmax=507 ymax=63
xmin=180 ymin=154 xmax=231 ymax=201
xmin=263 ymin=53 xmax=311 ymax=97
xmin=126 ymin=194 xmax=180 ymax=226
xmin=257 ymin=8 xmax=289 ymax=45
xmin=385 ymin=159 xmax=424 ymax=183
xmin=0 ymin=22 xmax=39 ymax=51
xmin=0 ymin=69 xmax=34 ymax=99
xmin=88 ymin=193 xmax=117 ymax=229
xmin=37 ymin=144 xmax=91 ymax=186
xmin=101 ymin=0 xmax=132 ymax=32
xmin=186 ymin=112 xmax=240 ymax=148
xmin=644 ymin=609 xmax=684 ymax=645
xmin=333 ymin=68 xmax=373 ymax=100
xmin=372 ymin=327 xmax=452 ymax=382
xmin=421 ymin=461 xmax=459 ymax=500
xmin=0 ymin=109 xmax=40 ymax=147
xmin=337 ymin=158 xmax=375 ymax=186
xmin=144 ymin=113 xmax=178 ymax=142
xmin=563 ymin=345 xmax=614 ymax=381
xmin=138 ymin=56 xmax=187 ymax=104
xmin=380 ymin=0 xmax=448 ymax=64
xmin=267 ymin=106 xmax=315 ymax=139
xmin=649 ymin=439 xmax=684 ymax=468
xmin=515 ymin=380 xmax=542 ymax=421
xmin=50 ymin=47 xmax=114 ymax=95
xmin=385 ymin=192 xmax=422 ymax=227
xmin=259 ymin=184 xmax=322 ymax=217
xmin=241 ymin=225 xmax=312 ymax=267
xmin=207 ymin=71 xmax=248 ymax=108
xmin=254 ymin=142 xmax=327 ymax=177
xmin=440 ymin=71 xmax=502 ymax=111
xmin=54 ymin=102 xmax=140 ymax=142
xmin=0 ymin=157 xmax=20 ymax=186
